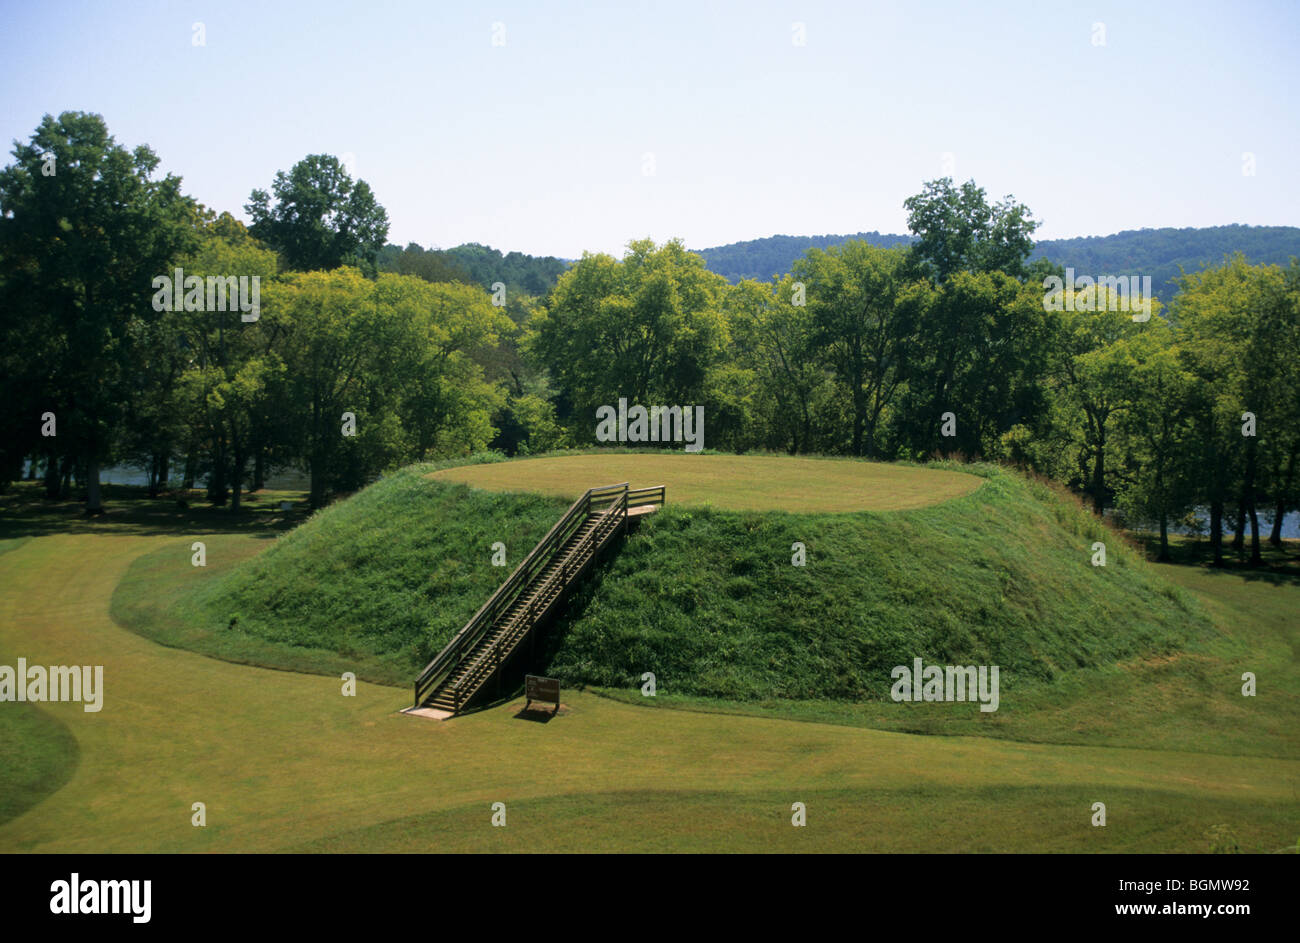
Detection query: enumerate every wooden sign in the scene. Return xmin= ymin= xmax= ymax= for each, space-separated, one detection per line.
xmin=525 ymin=674 xmax=560 ymax=711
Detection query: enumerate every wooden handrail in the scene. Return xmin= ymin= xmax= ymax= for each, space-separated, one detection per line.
xmin=413 ymin=482 xmax=633 ymax=707
xmin=414 ymin=491 xmax=589 ymax=704
xmin=627 ymin=485 xmax=666 ymax=507
xmin=442 ymin=495 xmax=629 ymax=698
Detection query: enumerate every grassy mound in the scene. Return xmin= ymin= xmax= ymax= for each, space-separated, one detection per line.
xmin=116 ymin=455 xmax=1214 ymax=699
xmin=544 ymin=465 xmax=1215 ymax=700
xmin=113 ymin=466 xmax=569 ymax=685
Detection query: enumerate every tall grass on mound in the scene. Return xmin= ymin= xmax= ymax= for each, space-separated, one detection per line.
xmin=177 ymin=467 xmax=570 ymax=683
xmin=543 ymin=464 xmax=1216 ymax=701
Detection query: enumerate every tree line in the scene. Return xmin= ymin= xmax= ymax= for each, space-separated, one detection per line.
xmin=2 ymin=111 xmax=1297 ymax=567
xmin=533 ymin=184 xmax=1298 ymax=565
xmin=0 ymin=113 xmax=512 ymax=511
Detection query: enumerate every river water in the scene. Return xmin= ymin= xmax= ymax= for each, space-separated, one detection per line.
xmin=26 ymin=463 xmax=312 ymax=492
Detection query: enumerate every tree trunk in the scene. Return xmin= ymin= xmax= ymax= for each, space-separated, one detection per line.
xmin=1270 ymin=447 xmax=1296 ymax=546
xmin=230 ymin=445 xmax=245 ymax=513
xmin=1209 ymin=500 xmax=1224 ymax=567
xmin=85 ymin=457 xmax=103 ymax=514
xmin=43 ymin=454 xmax=61 ymax=498
xmin=1269 ymin=498 xmax=1286 ymax=546
xmin=1248 ymin=503 xmax=1262 ymax=566
xmin=310 ymin=396 xmax=326 ymax=509
xmin=1092 ymin=426 xmax=1106 ymax=515
xmin=850 ymin=390 xmax=865 ymax=457
xmin=310 ymin=454 xmax=327 ymax=510
xmin=1158 ymin=512 xmax=1170 ymax=562
xmin=148 ymin=452 xmax=167 ymax=498
xmin=1231 ymin=501 xmax=1246 ymax=551
xmin=253 ymin=448 xmax=266 ymax=492
xmin=208 ymin=437 xmax=228 ymax=506
xmin=1237 ymin=439 xmax=1259 ymax=555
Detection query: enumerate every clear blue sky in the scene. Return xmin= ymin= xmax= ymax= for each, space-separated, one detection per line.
xmin=2 ymin=0 xmax=1297 ymax=258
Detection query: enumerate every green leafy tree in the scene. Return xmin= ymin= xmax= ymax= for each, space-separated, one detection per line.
xmin=903 ymin=177 xmax=1040 ymax=282
xmin=1114 ymin=322 xmax=1197 ymax=558
xmin=1265 ymin=261 xmax=1300 ymax=545
xmin=171 ymin=214 xmax=281 ymax=509
xmin=888 ymin=180 xmax=1051 ymax=460
xmin=0 ymin=111 xmax=197 ymax=509
xmin=1056 ymin=299 xmax=1157 ymax=514
xmin=528 ymin=239 xmax=730 ymax=439
xmin=1175 ymin=256 xmax=1297 ymax=564
xmin=388 ymin=277 xmax=512 ymax=461
xmin=726 ymin=276 xmax=828 ymax=454
xmin=246 ymin=155 xmax=389 ymax=275
xmin=1171 ymin=257 xmax=1261 ymax=565
xmin=270 ymin=269 xmax=511 ymax=507
xmin=896 ymin=271 xmax=1052 ymax=460
xmin=794 ymin=242 xmax=916 ymax=457
xmin=1238 ymin=260 xmax=1300 ymax=557
xmin=267 ymin=267 xmax=386 ymax=507
xmin=480 ymin=294 xmax=568 ymax=456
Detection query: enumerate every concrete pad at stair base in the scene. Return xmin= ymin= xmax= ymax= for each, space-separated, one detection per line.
xmin=402 ymin=706 xmax=454 ymax=721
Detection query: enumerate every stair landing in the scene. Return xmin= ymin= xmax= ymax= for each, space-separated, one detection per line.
xmin=403 ymin=705 xmax=454 ymax=721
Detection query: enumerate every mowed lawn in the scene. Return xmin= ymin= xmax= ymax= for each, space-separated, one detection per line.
xmin=1 ymin=526 xmax=1297 ymax=853
xmin=429 ymin=453 xmax=982 ymax=512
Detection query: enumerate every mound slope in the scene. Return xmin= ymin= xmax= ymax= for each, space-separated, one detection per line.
xmin=133 ymin=467 xmax=571 ymax=684
xmin=139 ymin=457 xmax=1214 ymax=699
xmin=545 ymin=466 xmax=1215 ymax=700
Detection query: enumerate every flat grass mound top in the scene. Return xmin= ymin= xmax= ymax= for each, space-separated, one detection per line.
xmin=428 ymin=453 xmax=981 ymax=512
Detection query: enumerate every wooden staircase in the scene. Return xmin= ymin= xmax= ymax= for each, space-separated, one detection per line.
xmin=413 ymin=482 xmax=665 ymax=715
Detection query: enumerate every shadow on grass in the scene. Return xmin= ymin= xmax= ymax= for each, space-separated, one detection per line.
xmin=1132 ymin=531 xmax=1300 ymax=586
xmin=0 ymin=702 xmax=80 ymax=828
xmin=0 ymin=482 xmax=309 ymax=540
xmin=513 ymin=706 xmax=559 ymax=723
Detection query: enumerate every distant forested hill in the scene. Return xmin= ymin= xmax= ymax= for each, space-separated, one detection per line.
xmin=378 ymin=242 xmax=568 ymax=295
xmin=1031 ymin=225 xmax=1300 ymax=300
xmin=697 ymin=232 xmax=916 ymax=282
xmin=698 ymin=225 xmax=1300 ymax=299
xmin=380 ymin=226 xmax=1300 ymax=301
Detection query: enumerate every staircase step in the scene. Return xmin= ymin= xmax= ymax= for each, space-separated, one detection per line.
xmin=415 ymin=487 xmax=653 ymax=710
